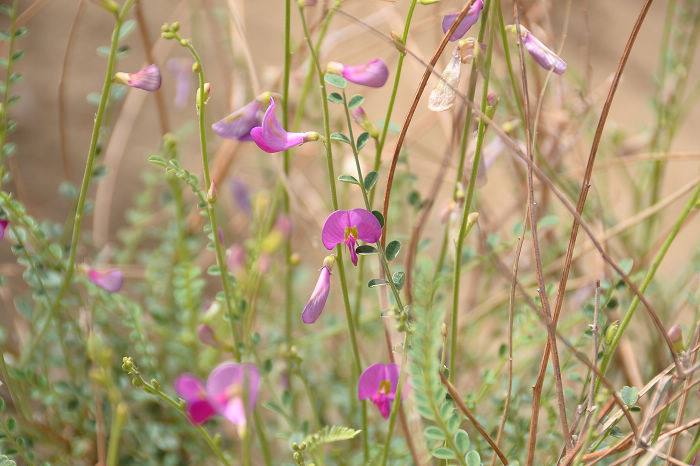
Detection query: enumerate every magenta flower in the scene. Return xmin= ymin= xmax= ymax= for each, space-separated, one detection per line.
xmin=321 ymin=209 xmax=382 ymax=266
xmin=213 ymin=99 xmax=263 ymax=141
xmin=226 ymin=244 xmax=246 ymax=273
xmin=0 ymin=219 xmax=8 ymax=240
xmin=167 ymin=58 xmax=193 ymax=108
xmin=114 ymin=64 xmax=161 ymax=92
xmin=358 ymin=363 xmax=399 ymax=419
xmin=441 ymin=0 xmax=484 ymax=42
xmin=511 ymin=25 xmax=566 ymax=75
xmin=302 ymin=256 xmax=335 ymax=324
xmin=250 ymin=97 xmax=319 ymax=153
xmin=87 ymin=267 xmax=123 ymax=293
xmin=351 ymin=106 xmax=379 ymax=138
xmin=175 ymin=362 xmax=260 ymax=430
xmin=327 ymin=59 xmax=389 ymax=88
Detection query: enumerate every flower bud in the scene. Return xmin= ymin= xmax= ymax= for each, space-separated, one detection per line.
xmin=668 ymin=324 xmax=684 ymax=353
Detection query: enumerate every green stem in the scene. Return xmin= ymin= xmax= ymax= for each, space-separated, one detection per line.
xmin=597 ymin=181 xmax=700 ymax=392
xmin=45 ymin=0 xmax=136 ymax=343
xmin=0 ymin=0 xmax=19 ymax=180
xmin=449 ymin=0 xmax=494 ymax=382
xmin=379 ymin=334 xmax=409 ymax=466
xmin=297 ymin=6 xmax=368 ymax=461
xmin=254 ymin=408 xmax=273 ymax=466
xmin=177 ymin=35 xmax=241 ymax=361
xmin=106 ymin=403 xmax=128 ymax=466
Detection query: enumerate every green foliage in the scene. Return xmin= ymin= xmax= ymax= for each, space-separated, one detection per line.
xmin=301 ymin=425 xmax=361 ymax=450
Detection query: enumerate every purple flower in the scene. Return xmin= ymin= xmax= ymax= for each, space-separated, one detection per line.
xmin=351 ymin=106 xmax=379 ymax=138
xmin=301 ymin=256 xmax=335 ymax=324
xmin=327 ymin=59 xmax=389 ymax=88
xmin=358 ymin=363 xmax=399 ymax=419
xmin=213 ymin=99 xmax=263 ymax=141
xmin=87 ymin=267 xmax=124 ymax=293
xmin=167 ymin=58 xmax=193 ymax=108
xmin=511 ymin=25 xmax=566 ymax=75
xmin=321 ymin=209 xmax=382 ymax=266
xmin=229 ymin=178 xmax=252 ymax=215
xmin=114 ymin=64 xmax=162 ymax=92
xmin=250 ymin=97 xmax=319 ymax=153
xmin=226 ymin=244 xmax=246 ymax=273
xmin=175 ymin=362 xmax=260 ymax=430
xmin=441 ymin=0 xmax=484 ymax=42
xmin=0 ymin=219 xmax=8 ymax=240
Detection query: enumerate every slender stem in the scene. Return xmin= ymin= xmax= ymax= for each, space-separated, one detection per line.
xmin=450 ymin=0 xmax=493 ymax=382
xmin=254 ymin=408 xmax=273 ymax=466
xmin=297 ymin=6 xmax=368 ymax=461
xmin=44 ymin=0 xmax=136 ymax=347
xmin=597 ymin=181 xmax=700 ymax=387
xmin=106 ymin=403 xmax=128 ymax=466
xmin=379 ymin=333 xmax=408 ymax=466
xmin=176 ymin=35 xmax=241 ymax=361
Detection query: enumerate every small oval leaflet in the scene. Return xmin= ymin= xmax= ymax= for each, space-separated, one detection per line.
xmin=324 ymin=73 xmax=347 ymax=88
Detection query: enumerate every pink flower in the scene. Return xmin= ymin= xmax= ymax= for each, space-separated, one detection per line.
xmin=226 ymin=244 xmax=246 ymax=273
xmin=301 ymin=256 xmax=334 ymax=324
xmin=321 ymin=209 xmax=382 ymax=266
xmin=175 ymin=362 xmax=260 ymax=429
xmin=213 ymin=99 xmax=263 ymax=141
xmin=0 ymin=219 xmax=8 ymax=240
xmin=167 ymin=58 xmax=193 ymax=108
xmin=358 ymin=363 xmax=399 ymax=419
xmin=327 ymin=59 xmax=389 ymax=88
xmin=250 ymin=98 xmax=319 ymax=153
xmin=441 ymin=0 xmax=484 ymax=42
xmin=510 ymin=25 xmax=566 ymax=75
xmin=114 ymin=64 xmax=161 ymax=92
xmin=87 ymin=267 xmax=123 ymax=293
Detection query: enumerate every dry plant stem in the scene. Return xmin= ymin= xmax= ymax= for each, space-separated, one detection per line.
xmin=514 ymin=3 xmax=573 ymax=455
xmin=380 ymin=0 xmax=477 ymax=246
xmin=134 ymin=0 xmax=169 ymax=135
xmin=57 ymin=0 xmax=85 ymax=180
xmin=297 ymin=6 xmax=368 ymax=461
xmin=526 ymin=0 xmax=655 ymax=460
xmin=441 ymin=373 xmax=509 ymax=465
xmin=176 ymin=35 xmax=241 ymax=361
xmin=46 ymin=0 xmax=137 ymax=345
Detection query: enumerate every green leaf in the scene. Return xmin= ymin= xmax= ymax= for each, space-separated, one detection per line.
xmin=338 ymin=174 xmax=359 ymax=185
xmin=424 ymin=426 xmax=445 ymax=441
xmin=432 ymin=447 xmax=456 ymax=460
xmin=147 ymin=155 xmax=167 ymax=166
xmin=302 ymin=425 xmax=361 ymax=451
xmin=465 ymin=450 xmax=481 ymax=466
xmin=620 ymin=386 xmax=639 ymax=407
xmin=372 ymin=210 xmax=384 ymax=228
xmin=364 ymin=171 xmax=378 ymax=190
xmin=368 ymin=278 xmax=388 ymax=288
xmin=392 ymin=271 xmax=405 ymax=290
xmin=356 ymin=245 xmax=377 ymax=255
xmin=330 ymin=132 xmax=351 ymax=144
xmin=454 ymin=430 xmax=470 ymax=454
xmin=324 ymin=73 xmax=347 ymax=88
xmin=385 ymin=240 xmax=401 ymax=261
xmin=348 ymin=94 xmax=364 ymax=109
xmin=118 ymin=19 xmax=137 ymax=40
xmin=14 ymin=27 xmax=28 ymax=39
xmin=328 ymin=92 xmax=343 ymax=103
xmin=357 ymin=131 xmax=371 ymax=150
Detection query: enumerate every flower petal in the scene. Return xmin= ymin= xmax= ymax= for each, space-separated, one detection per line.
xmin=87 ymin=268 xmax=124 ymax=293
xmin=212 ymin=100 xmax=263 ymax=141
xmin=301 ymin=266 xmax=332 ymax=324
xmin=188 ymin=399 xmax=217 ymax=424
xmin=0 ymin=219 xmax=8 ymax=240
xmin=348 ymin=208 xmax=382 ymax=243
xmin=321 ymin=210 xmax=352 ymax=250
xmin=175 ymin=374 xmax=206 ymax=402
xmin=166 ymin=58 xmax=193 ymax=108
xmin=250 ymin=98 xmax=308 ymax=153
xmin=206 ymin=362 xmax=261 ymax=411
xmin=358 ymin=363 xmax=388 ymax=400
xmin=126 ymin=64 xmax=161 ymax=91
xmin=428 ymin=48 xmax=462 ymax=112
xmin=342 ymin=59 xmax=389 ymax=88
xmin=522 ymin=28 xmax=567 ymax=74
xmin=220 ymin=396 xmax=247 ymax=426
xmin=441 ymin=0 xmax=484 ymax=42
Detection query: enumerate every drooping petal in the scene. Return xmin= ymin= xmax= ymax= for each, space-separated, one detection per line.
xmin=348 ymin=208 xmax=382 ymax=243
xmin=115 ymin=64 xmax=161 ymax=92
xmin=441 ymin=0 xmax=484 ymax=42
xmin=212 ymin=100 xmax=263 ymax=141
xmin=321 ymin=210 xmax=352 ymax=250
xmin=175 ymin=374 xmax=206 ymax=402
xmin=206 ymin=362 xmax=261 ymax=416
xmin=0 ymin=219 xmax=8 ymax=240
xmin=301 ymin=266 xmax=332 ymax=324
xmin=87 ymin=267 xmax=124 ymax=293
xmin=341 ymin=59 xmax=389 ymax=88
xmin=166 ymin=58 xmax=193 ymax=108
xmin=250 ymin=98 xmax=317 ymax=153
xmin=187 ymin=399 xmax=217 ymax=424
xmin=520 ymin=27 xmax=566 ymax=74
xmin=428 ymin=48 xmax=463 ymax=112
